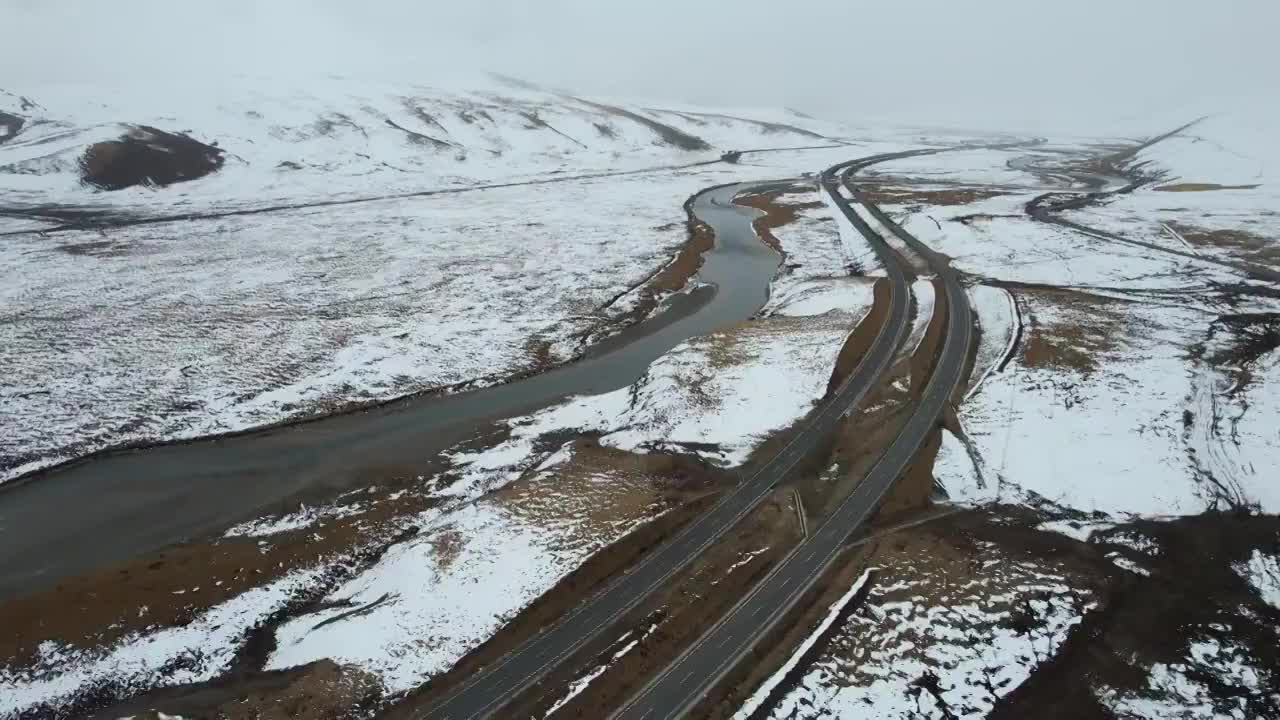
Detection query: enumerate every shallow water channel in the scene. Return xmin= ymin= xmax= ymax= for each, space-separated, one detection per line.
xmin=0 ymin=181 xmax=784 ymax=597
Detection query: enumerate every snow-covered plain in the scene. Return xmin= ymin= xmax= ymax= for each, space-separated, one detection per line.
xmin=0 ymin=162 xmax=732 ymax=481
xmin=265 ymin=450 xmax=664 ymax=694
xmin=260 ymin=271 xmax=873 ymax=691
xmin=757 ymin=541 xmax=1095 ymax=719
xmin=1 ymin=73 xmax=903 ymax=483
xmin=0 ymin=567 xmax=328 ymax=718
xmin=1060 ymin=109 xmax=1280 ymax=278
xmin=860 ymin=139 xmax=1280 ymax=519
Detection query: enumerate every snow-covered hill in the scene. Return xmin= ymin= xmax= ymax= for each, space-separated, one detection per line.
xmin=0 ymin=74 xmax=846 ymax=221
xmin=0 ymin=75 xmax=870 ymax=482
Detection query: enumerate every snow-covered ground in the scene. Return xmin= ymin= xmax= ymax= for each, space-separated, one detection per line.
xmin=754 ymin=540 xmax=1096 ymax=719
xmin=2 ymin=72 xmax=921 ymax=483
xmin=1060 ymin=109 xmax=1280 ymax=277
xmin=265 ymin=445 xmax=666 ymax=694
xmin=0 ymin=567 xmax=328 ymax=718
xmin=259 ymin=263 xmax=875 ymax=692
xmin=0 ymin=74 xmax=837 ymax=215
xmin=0 ymin=137 xmax=888 ymax=713
xmin=1099 ymin=637 xmax=1280 ymax=720
xmin=1236 ymin=550 xmax=1280 ymax=611
xmin=854 ymin=133 xmax=1280 ymax=519
xmin=0 ymin=161 xmax=728 ymax=481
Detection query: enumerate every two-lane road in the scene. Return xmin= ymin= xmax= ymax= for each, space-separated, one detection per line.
xmin=610 ymin=157 xmax=974 ymax=720
xmin=410 ymin=156 xmax=916 ymax=720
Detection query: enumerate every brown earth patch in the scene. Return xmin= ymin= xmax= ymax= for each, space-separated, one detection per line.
xmin=814 ymin=369 xmax=911 ymax=519
xmin=876 ymin=426 xmax=943 ymax=520
xmin=860 ymin=183 xmax=1009 ymax=207
xmin=96 ymin=661 xmax=384 ymax=720
xmin=80 ymin=126 xmax=225 ymax=190
xmin=0 ymin=485 xmax=436 ymax=670
xmin=1167 ymin=220 xmax=1280 ymax=267
xmin=1155 ymin=182 xmax=1260 ymax=192
xmin=498 ymin=438 xmax=733 ymax=536
xmin=1020 ymin=287 xmax=1128 ymax=374
xmin=733 ymin=184 xmax=824 ymax=255
xmin=824 ymin=277 xmax=891 ymax=398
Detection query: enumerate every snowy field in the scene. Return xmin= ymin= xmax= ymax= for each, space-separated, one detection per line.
xmin=1061 ymin=110 xmax=1280 ymax=276
xmin=0 ymin=145 xmax=882 ymax=714
xmin=1 ymin=73 xmax=929 ymax=483
xmin=1 ymin=161 xmax=729 ymax=481
xmin=850 ymin=136 xmax=1280 ymax=519
xmin=0 ymin=567 xmax=329 ymax=718
xmin=0 ymin=74 xmax=847 ymax=216
xmin=752 ymin=539 xmax=1096 ymax=719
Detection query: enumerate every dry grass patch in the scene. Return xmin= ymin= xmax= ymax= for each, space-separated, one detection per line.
xmin=1155 ymin=183 xmax=1260 ymax=192
xmin=1167 ymin=220 xmax=1280 ymax=267
xmin=1020 ymin=288 xmax=1129 ymax=374
xmin=860 ymin=183 xmax=1008 ymax=208
xmin=0 ymin=486 xmax=435 ymax=669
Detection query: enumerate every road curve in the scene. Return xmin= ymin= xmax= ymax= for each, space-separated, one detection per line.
xmin=610 ymin=157 xmax=974 ymax=720
xmin=408 ymin=157 xmax=915 ymax=720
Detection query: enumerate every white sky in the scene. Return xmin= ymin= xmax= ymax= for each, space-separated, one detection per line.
xmin=3 ymin=0 xmax=1277 ymax=135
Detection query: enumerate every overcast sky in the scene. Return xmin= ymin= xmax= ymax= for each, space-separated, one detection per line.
xmin=3 ymin=0 xmax=1277 ymax=134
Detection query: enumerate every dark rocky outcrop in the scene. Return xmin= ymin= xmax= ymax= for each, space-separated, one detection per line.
xmin=80 ymin=125 xmax=225 ymax=190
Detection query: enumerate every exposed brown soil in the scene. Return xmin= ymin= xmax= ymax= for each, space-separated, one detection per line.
xmin=197 ymin=661 xmax=383 ymax=720
xmin=0 ymin=483 xmax=435 ymax=669
xmin=733 ymin=184 xmax=824 ymax=255
xmin=80 ymin=126 xmax=225 ymax=190
xmin=1155 ymin=182 xmax=1260 ymax=192
xmin=992 ymin=511 xmax=1280 ymax=720
xmin=655 ymin=217 xmax=716 ymax=294
xmin=815 ymin=369 xmax=911 ymax=518
xmin=859 ymin=183 xmax=1009 ymax=207
xmin=499 ymin=438 xmax=734 ymax=529
xmin=1020 ymin=287 xmax=1127 ymax=374
xmin=876 ymin=425 xmax=943 ymax=520
xmin=1167 ymin=220 xmax=1280 ymax=267
xmin=507 ymin=489 xmax=804 ymax=719
xmin=92 ymin=661 xmax=384 ymax=720
xmin=824 ymin=278 xmax=891 ymax=398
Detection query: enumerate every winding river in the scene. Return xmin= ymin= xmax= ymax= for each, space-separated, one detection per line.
xmin=0 ymin=181 xmax=784 ymax=597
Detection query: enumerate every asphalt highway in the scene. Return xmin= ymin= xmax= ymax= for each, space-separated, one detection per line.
xmin=609 ymin=156 xmax=974 ymax=720
xmin=410 ymin=154 xmax=915 ymax=720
